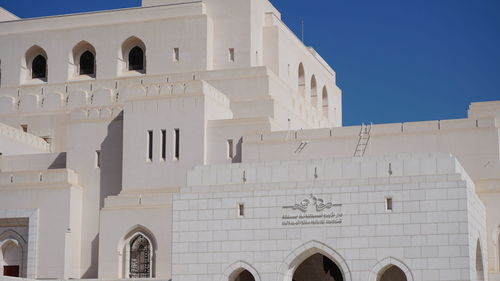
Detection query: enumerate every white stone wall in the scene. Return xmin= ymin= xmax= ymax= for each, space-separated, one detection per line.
xmin=0 ymin=170 xmax=82 ymax=279
xmin=172 ymin=154 xmax=486 ymax=281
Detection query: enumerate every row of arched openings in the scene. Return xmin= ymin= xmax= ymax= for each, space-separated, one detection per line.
xmin=22 ymin=37 xmax=146 ymax=81
xmin=298 ymin=63 xmax=329 ymax=116
xmin=121 ymin=231 xmax=491 ymax=280
xmin=230 ymin=253 xmax=408 ymax=281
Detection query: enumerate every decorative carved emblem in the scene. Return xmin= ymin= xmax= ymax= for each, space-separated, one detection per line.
xmin=281 ymin=194 xmax=343 ymax=226
xmin=283 ymin=194 xmax=342 ymax=213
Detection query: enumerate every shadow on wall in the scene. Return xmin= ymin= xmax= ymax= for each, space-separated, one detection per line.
xmin=232 ymin=137 xmax=243 ymax=164
xmin=99 ymin=112 xmax=124 ymax=209
xmin=48 ymin=152 xmax=66 ymax=169
xmin=81 ymin=235 xmax=99 ymax=279
xmin=82 ymin=112 xmax=124 ymax=278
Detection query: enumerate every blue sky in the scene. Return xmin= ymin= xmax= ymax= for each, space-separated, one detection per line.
xmin=1 ymin=0 xmax=499 ymax=126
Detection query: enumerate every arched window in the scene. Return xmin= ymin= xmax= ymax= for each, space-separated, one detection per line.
xmin=70 ymin=41 xmax=96 ymax=79
xmin=128 ymin=47 xmax=144 ymax=71
xmin=120 ymin=36 xmax=146 ymax=74
xmin=22 ymin=45 xmax=48 ymax=83
xmin=322 ymin=86 xmax=328 ymax=116
xmin=119 ymin=227 xmax=156 ymax=279
xmin=310 ymin=75 xmax=318 ymax=108
xmin=79 ymin=51 xmax=95 ymax=76
xmin=129 ymin=234 xmax=151 ymax=278
xmin=298 ymin=63 xmax=305 ymax=98
xmin=32 ymin=55 xmax=47 ymax=79
xmin=1 ymin=240 xmax=23 ymax=277
xmin=377 ymin=265 xmax=407 ymax=281
xmin=293 ymin=253 xmax=344 ymax=281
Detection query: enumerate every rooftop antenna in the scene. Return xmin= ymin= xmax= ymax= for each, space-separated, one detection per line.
xmin=301 ymin=20 xmax=304 ymax=42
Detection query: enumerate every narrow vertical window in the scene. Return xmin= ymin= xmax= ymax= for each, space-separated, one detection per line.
xmin=79 ymin=50 xmax=95 ymax=76
xmin=174 ymin=128 xmax=180 ymax=160
xmin=32 ymin=55 xmax=47 ymax=79
xmin=20 ymin=124 xmax=28 ymax=133
xmin=238 ymin=203 xmax=245 ymax=217
xmin=161 ymin=129 xmax=166 ymax=161
xmin=386 ymin=197 xmax=393 ymax=211
xmin=227 ymin=139 xmax=234 ymax=159
xmin=129 ymin=46 xmax=144 ymax=71
xmin=96 ymin=150 xmax=101 ymax=168
xmin=229 ymin=48 xmax=235 ymax=62
xmin=173 ymin=48 xmax=179 ymax=62
xmin=147 ymin=130 xmax=153 ymax=161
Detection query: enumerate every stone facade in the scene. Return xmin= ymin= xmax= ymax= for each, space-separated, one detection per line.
xmin=173 ymin=154 xmax=486 ymax=281
xmin=0 ymin=0 xmax=499 ymax=281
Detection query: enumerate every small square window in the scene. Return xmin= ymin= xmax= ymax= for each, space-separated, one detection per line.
xmin=229 ymin=48 xmax=235 ymax=62
xmin=173 ymin=48 xmax=179 ymax=62
xmin=386 ymin=197 xmax=393 ymax=212
xmin=20 ymin=124 xmax=28 ymax=132
xmin=238 ymin=203 xmax=244 ymax=217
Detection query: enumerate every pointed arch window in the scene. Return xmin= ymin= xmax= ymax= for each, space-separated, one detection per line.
xmin=129 ymin=46 xmax=144 ymax=71
xmin=322 ymin=86 xmax=329 ymax=116
xmin=377 ymin=265 xmax=407 ymax=281
xmin=298 ymin=63 xmax=305 ymax=98
xmin=23 ymin=45 xmax=48 ymax=83
xmin=230 ymin=269 xmax=255 ymax=281
xmin=129 ymin=234 xmax=151 ymax=278
xmin=310 ymin=75 xmax=318 ymax=107
xmin=79 ymin=51 xmax=95 ymax=76
xmin=32 ymin=55 xmax=47 ymax=79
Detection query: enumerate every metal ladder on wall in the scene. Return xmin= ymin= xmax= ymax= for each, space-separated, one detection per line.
xmin=353 ymin=123 xmax=372 ymax=157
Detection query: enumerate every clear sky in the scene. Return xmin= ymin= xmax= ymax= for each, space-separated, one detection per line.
xmin=1 ymin=0 xmax=499 ymax=126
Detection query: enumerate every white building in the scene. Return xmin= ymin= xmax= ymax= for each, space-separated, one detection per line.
xmin=0 ymin=1 xmax=499 ymax=281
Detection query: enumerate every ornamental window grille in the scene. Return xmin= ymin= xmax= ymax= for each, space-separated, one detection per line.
xmin=129 ymin=234 xmax=151 ymax=278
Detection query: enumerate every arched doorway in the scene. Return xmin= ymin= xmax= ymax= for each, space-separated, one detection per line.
xmin=377 ymin=265 xmax=407 ymax=281
xmin=230 ymin=269 xmax=255 ymax=281
xmin=1 ymin=240 xmax=22 ymax=277
xmin=293 ymin=253 xmax=343 ymax=281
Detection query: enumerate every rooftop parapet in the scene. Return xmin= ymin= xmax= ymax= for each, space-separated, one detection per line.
xmin=0 ymin=122 xmax=50 ymax=152
xmin=0 ymin=153 xmax=66 ymax=172
xmin=0 ymin=69 xmax=248 ymax=115
xmin=0 ymin=7 xmax=19 ymax=22
xmin=187 ymin=152 xmax=473 ymax=188
xmin=0 ymin=169 xmax=78 ymax=187
xmin=0 ymin=2 xmax=204 ymax=33
xmin=244 ymin=114 xmax=498 ymax=144
xmin=468 ymin=100 xmax=500 ymax=119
